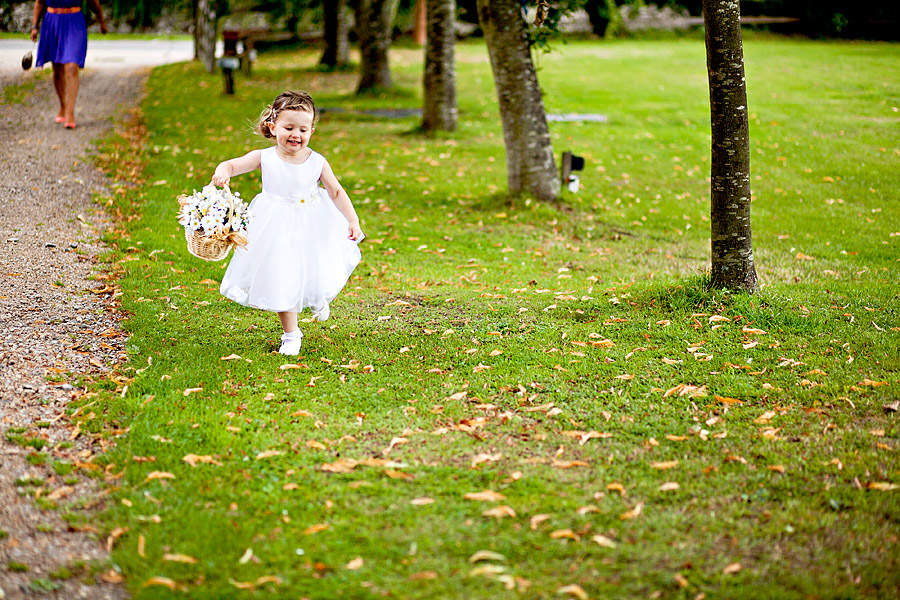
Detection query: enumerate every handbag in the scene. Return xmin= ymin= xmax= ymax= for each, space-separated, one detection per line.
xmin=22 ymin=45 xmax=35 ymax=70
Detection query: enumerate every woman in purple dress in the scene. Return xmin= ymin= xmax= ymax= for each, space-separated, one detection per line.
xmin=30 ymin=0 xmax=107 ymax=129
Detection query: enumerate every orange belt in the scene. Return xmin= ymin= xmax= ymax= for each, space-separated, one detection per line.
xmin=47 ymin=6 xmax=81 ymax=14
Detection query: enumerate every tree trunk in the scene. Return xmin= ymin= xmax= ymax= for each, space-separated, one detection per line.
xmin=353 ymin=0 xmax=400 ymax=93
xmin=476 ymin=0 xmax=559 ymax=201
xmin=422 ymin=0 xmax=457 ymax=132
xmin=195 ymin=0 xmax=217 ymax=74
xmin=413 ymin=0 xmax=427 ymax=45
xmin=320 ymin=0 xmax=350 ymax=68
xmin=702 ymin=0 xmax=758 ymax=293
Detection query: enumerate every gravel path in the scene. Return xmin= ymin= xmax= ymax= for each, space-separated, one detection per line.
xmin=0 ymin=63 xmax=145 ymax=599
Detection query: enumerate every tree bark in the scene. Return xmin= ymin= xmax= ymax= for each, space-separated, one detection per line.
xmin=320 ymin=0 xmax=350 ymax=68
xmin=702 ymin=0 xmax=758 ymax=292
xmin=477 ymin=0 xmax=559 ymax=202
xmin=195 ymin=0 xmax=217 ymax=74
xmin=353 ymin=0 xmax=400 ymax=93
xmin=422 ymin=0 xmax=457 ymax=132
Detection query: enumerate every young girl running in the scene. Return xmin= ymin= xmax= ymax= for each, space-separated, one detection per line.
xmin=212 ymin=90 xmax=363 ymax=355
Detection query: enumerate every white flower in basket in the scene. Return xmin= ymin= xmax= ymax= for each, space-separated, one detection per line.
xmin=177 ymin=184 xmax=252 ymax=261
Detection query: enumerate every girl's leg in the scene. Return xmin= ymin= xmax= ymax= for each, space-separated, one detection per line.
xmin=277 ymin=311 xmax=302 ymax=355
xmin=51 ymin=63 xmax=66 ymax=121
xmin=278 ymin=311 xmax=299 ymax=333
xmin=62 ymin=63 xmax=79 ymax=125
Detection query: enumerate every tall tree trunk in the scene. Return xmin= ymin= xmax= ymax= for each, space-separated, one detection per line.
xmin=195 ymin=0 xmax=217 ymax=74
xmin=320 ymin=0 xmax=350 ymax=68
xmin=353 ymin=0 xmax=400 ymax=93
xmin=476 ymin=0 xmax=559 ymax=201
xmin=702 ymin=0 xmax=758 ymax=293
xmin=422 ymin=0 xmax=457 ymax=132
xmin=413 ymin=0 xmax=427 ymax=45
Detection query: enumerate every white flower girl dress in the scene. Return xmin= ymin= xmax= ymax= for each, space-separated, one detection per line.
xmin=220 ymin=146 xmax=361 ymax=316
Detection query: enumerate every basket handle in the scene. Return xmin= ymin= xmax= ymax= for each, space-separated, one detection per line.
xmin=222 ymin=183 xmax=235 ymax=224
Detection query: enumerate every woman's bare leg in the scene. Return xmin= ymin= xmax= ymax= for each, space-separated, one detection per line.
xmin=51 ymin=63 xmax=66 ymax=120
xmin=62 ymin=63 xmax=79 ymax=124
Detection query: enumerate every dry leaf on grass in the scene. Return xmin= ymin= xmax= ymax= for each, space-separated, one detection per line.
xmin=659 ymin=482 xmax=680 ymax=492
xmin=592 ymin=534 xmax=616 ymax=548
xmin=163 ymin=553 xmax=198 ymax=564
xmin=144 ymin=471 xmax=175 ymax=482
xmin=469 ymin=550 xmax=506 ymax=563
xmin=530 ymin=514 xmax=552 ymax=530
xmin=183 ymin=454 xmax=221 ymax=467
xmin=620 ymin=502 xmax=644 ymax=520
xmin=410 ymin=497 xmax=434 ymax=506
xmin=142 ymin=577 xmax=178 ymax=590
xmin=482 ymin=505 xmax=517 ymax=519
xmin=650 ymin=460 xmax=679 ymax=470
xmin=550 ymin=529 xmax=580 ymax=541
xmin=255 ymin=450 xmax=284 ymax=460
xmin=346 ymin=557 xmax=364 ymax=570
xmin=556 ymin=583 xmax=589 ymax=599
xmin=464 ymin=490 xmax=506 ymax=502
xmin=303 ymin=523 xmax=329 ymax=535
xmin=866 ymin=481 xmax=899 ymax=491
xmin=723 ymin=562 xmax=742 ymax=574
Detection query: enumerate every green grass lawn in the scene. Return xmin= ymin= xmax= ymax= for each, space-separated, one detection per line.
xmin=30 ymin=35 xmax=900 ymax=599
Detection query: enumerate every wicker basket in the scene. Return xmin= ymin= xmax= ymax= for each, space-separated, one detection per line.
xmin=183 ymin=227 xmax=234 ymax=261
xmin=178 ymin=185 xmax=242 ymax=262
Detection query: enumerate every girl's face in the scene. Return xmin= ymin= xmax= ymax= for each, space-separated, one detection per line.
xmin=268 ymin=109 xmax=315 ymax=158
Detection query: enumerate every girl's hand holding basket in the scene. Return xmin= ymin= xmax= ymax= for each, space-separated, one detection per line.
xmin=177 ymin=184 xmax=252 ymax=261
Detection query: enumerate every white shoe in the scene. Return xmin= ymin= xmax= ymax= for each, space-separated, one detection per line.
xmin=311 ymin=303 xmax=330 ymax=322
xmin=279 ymin=331 xmax=303 ymax=355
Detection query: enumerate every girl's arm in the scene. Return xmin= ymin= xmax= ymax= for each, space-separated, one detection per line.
xmin=212 ymin=150 xmax=262 ymax=187
xmin=31 ymin=1 xmax=45 ymax=43
xmin=320 ymin=160 xmax=363 ymax=241
xmin=86 ymin=0 xmax=108 ymax=34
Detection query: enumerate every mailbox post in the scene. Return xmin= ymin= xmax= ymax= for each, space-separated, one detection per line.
xmin=218 ymin=56 xmax=240 ymax=95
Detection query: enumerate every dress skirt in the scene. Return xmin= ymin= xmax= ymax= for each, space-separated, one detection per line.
xmin=220 ymin=188 xmax=361 ymax=313
xmin=36 ymin=11 xmax=88 ymax=68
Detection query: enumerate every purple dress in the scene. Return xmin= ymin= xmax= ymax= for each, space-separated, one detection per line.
xmin=35 ymin=0 xmax=88 ymax=68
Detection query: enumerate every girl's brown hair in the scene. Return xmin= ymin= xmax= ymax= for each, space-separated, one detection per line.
xmin=255 ymin=90 xmax=318 ymax=138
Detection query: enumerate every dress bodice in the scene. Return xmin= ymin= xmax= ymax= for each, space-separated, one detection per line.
xmin=260 ymin=146 xmax=325 ymax=200
xmin=47 ymin=0 xmax=83 ymax=8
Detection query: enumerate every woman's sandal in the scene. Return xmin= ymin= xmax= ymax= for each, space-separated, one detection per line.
xmin=55 ymin=116 xmax=65 ymax=123
xmin=64 ymin=122 xmax=76 ymax=129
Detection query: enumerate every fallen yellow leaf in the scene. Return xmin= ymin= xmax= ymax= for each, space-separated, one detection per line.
xmin=530 ymin=514 xmax=552 ymax=530
xmin=255 ymin=450 xmax=284 ymax=460
xmin=183 ymin=454 xmax=221 ymax=467
xmin=482 ymin=505 xmax=516 ymax=519
xmin=469 ymin=550 xmax=506 ymax=563
xmin=303 ymin=523 xmax=329 ymax=535
xmin=163 ymin=553 xmax=198 ymax=564
xmin=620 ymin=502 xmax=644 ymax=520
xmin=723 ymin=562 xmax=742 ymax=574
xmin=346 ymin=557 xmax=364 ymax=570
xmin=550 ymin=529 xmax=580 ymax=541
xmin=142 ymin=577 xmax=177 ymax=590
xmin=866 ymin=481 xmax=899 ymax=491
xmin=556 ymin=583 xmax=589 ymax=599
xmin=650 ymin=460 xmax=679 ymax=470
xmin=464 ymin=490 xmax=506 ymax=502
